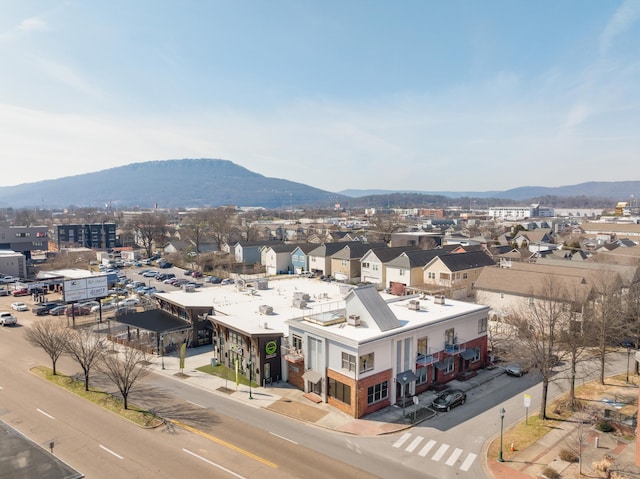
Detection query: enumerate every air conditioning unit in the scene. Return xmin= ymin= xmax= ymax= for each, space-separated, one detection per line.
xmin=183 ymin=284 xmax=195 ymax=292
xmin=408 ymin=300 xmax=420 ymax=310
xmin=434 ymin=295 xmax=445 ymax=305
xmin=292 ymin=299 xmax=307 ymax=309
xmin=347 ymin=314 xmax=361 ymax=326
xmin=259 ymin=305 xmax=273 ymax=315
xmin=293 ymin=291 xmax=310 ymax=301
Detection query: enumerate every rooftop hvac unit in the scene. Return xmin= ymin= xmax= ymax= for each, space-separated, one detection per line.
xmin=255 ymin=279 xmax=268 ymax=290
xmin=293 ymin=291 xmax=310 ymax=301
xmin=259 ymin=305 xmax=273 ymax=315
xmin=434 ymin=295 xmax=445 ymax=305
xmin=292 ymin=299 xmax=307 ymax=309
xmin=183 ymin=284 xmax=195 ymax=292
xmin=408 ymin=300 xmax=420 ymax=311
xmin=347 ymin=314 xmax=361 ymax=326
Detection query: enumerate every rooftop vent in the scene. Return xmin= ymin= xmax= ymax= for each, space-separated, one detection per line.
xmin=292 ymin=299 xmax=307 ymax=309
xmin=255 ymin=279 xmax=268 ymax=290
xmin=293 ymin=291 xmax=310 ymax=301
xmin=408 ymin=300 xmax=420 ymax=311
xmin=434 ymin=295 xmax=445 ymax=305
xmin=347 ymin=314 xmax=361 ymax=326
xmin=259 ymin=305 xmax=273 ymax=315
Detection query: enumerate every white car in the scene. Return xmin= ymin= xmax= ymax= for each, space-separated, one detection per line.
xmin=90 ymin=303 xmax=117 ymax=313
xmin=0 ymin=311 xmax=17 ymax=326
xmin=117 ymin=298 xmax=140 ymax=308
xmin=11 ymin=302 xmax=28 ymax=312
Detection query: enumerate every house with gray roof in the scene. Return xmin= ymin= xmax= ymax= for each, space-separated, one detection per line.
xmin=384 ymin=247 xmax=457 ymax=294
xmin=330 ymin=242 xmax=386 ymax=282
xmin=307 ymin=241 xmax=364 ymax=276
xmin=360 ymin=246 xmax=421 ymax=287
xmin=422 ymin=250 xmax=496 ymax=299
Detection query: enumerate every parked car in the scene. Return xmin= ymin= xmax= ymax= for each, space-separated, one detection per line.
xmin=32 ymin=302 xmax=61 ymax=316
xmin=91 ymin=302 xmax=117 ymax=313
xmin=142 ymin=270 xmax=159 ymax=278
xmin=204 ymin=276 xmax=222 ymax=284
xmin=158 ymin=262 xmax=173 ymax=269
xmin=11 ymin=302 xmax=28 ymax=311
xmin=0 ymin=276 xmax=19 ymax=283
xmin=49 ymin=305 xmax=68 ymax=316
xmin=183 ymin=270 xmax=193 ymax=276
xmin=65 ymin=304 xmax=91 ymax=316
xmin=191 ymin=271 xmax=203 ymax=278
xmin=0 ymin=311 xmax=17 ymax=326
xmin=505 ymin=363 xmax=528 ymax=377
xmin=221 ymin=278 xmax=234 ymax=285
xmin=117 ymin=298 xmax=140 ymax=308
xmin=431 ymin=389 xmax=467 ymax=412
xmin=12 ymin=288 xmax=29 ymax=297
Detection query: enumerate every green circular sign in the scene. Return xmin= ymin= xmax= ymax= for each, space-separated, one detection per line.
xmin=265 ymin=340 xmax=277 ymax=355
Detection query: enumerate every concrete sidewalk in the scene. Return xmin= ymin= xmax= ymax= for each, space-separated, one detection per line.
xmin=150 ymin=346 xmax=640 ymax=478
xmin=149 ymin=345 xmax=505 ymax=436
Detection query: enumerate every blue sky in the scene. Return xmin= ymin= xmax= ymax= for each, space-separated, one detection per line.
xmin=1 ymin=1 xmax=638 ymax=193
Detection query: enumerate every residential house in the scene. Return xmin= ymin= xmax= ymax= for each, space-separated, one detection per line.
xmin=264 ymin=244 xmax=299 ymax=275
xmin=384 ymin=247 xmax=458 ymax=294
xmin=291 ymin=244 xmax=318 ymax=274
xmin=390 ymin=231 xmax=443 ymax=248
xmin=422 ymin=250 xmax=496 ymax=299
xmin=360 ymin=246 xmax=421 ymax=287
xmin=330 ymin=243 xmax=386 ymax=282
xmin=308 ymin=241 xmax=363 ymax=276
xmin=233 ymin=241 xmax=279 ymax=265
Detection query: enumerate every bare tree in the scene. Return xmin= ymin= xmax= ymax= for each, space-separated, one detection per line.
xmin=586 ymin=270 xmax=625 ymax=384
xmin=100 ymin=344 xmax=150 ymax=410
xmin=505 ymin=275 xmax=569 ymax=419
xmin=65 ymin=328 xmax=107 ymax=391
xmin=180 ymin=210 xmax=211 ymax=257
xmin=625 ymin=282 xmax=640 ymax=374
xmin=563 ymin=412 xmax=591 ymax=476
xmin=367 ymin=212 xmax=404 ymax=244
xmin=207 ymin=207 xmax=236 ymax=250
xmin=237 ymin=211 xmax=261 ymax=242
xmin=129 ymin=212 xmax=167 ymax=258
xmin=24 ymin=318 xmax=70 ymax=375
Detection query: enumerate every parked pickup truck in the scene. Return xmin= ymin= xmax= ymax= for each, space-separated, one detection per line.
xmin=0 ymin=312 xmax=17 ymax=326
xmin=0 ymin=276 xmax=19 ymax=284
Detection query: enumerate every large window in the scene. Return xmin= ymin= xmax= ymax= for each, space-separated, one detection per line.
xmin=328 ymin=378 xmax=351 ymax=405
xmin=417 ymin=336 xmax=428 ymax=357
xmin=341 ymin=352 xmax=356 ymax=372
xmin=478 ymin=317 xmax=487 ymax=333
xmin=367 ymin=381 xmax=388 ymax=405
xmin=291 ymin=334 xmax=302 ymax=351
xmin=416 ymin=367 xmax=428 ymax=385
xmin=359 ymin=352 xmax=374 ymax=373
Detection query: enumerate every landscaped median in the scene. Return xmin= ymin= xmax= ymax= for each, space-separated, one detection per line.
xmin=30 ymin=366 xmax=164 ymax=428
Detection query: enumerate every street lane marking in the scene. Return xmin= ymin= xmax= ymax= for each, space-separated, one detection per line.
xmin=392 ymin=432 xmax=411 ymax=448
xmin=169 ymin=419 xmax=277 ymax=469
xmin=432 ymin=443 xmax=449 ymax=461
xmin=36 ymin=408 xmax=55 ymax=420
xmin=405 ymin=436 xmax=423 ymax=453
xmin=187 ymin=400 xmax=206 ymax=408
xmin=183 ymin=448 xmax=246 ymax=479
xmin=100 ymin=444 xmax=124 ymax=459
xmin=270 ymin=432 xmax=298 ymax=445
xmin=445 ymin=447 xmax=463 ymax=466
xmin=418 ymin=439 xmax=436 ymax=457
xmin=460 ymin=452 xmax=477 ymax=471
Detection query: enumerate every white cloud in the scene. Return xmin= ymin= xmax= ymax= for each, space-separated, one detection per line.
xmin=17 ymin=17 xmax=48 ymax=32
xmin=599 ymin=0 xmax=640 ymax=54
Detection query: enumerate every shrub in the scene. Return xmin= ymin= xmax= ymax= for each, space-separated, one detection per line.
xmin=559 ymin=448 xmax=578 ymax=463
xmin=541 ymin=466 xmax=561 ymax=479
xmin=595 ymin=419 xmax=614 ymax=432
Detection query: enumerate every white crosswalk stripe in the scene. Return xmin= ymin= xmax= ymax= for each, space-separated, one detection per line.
xmin=431 ymin=443 xmax=450 ymax=461
xmin=418 ymin=439 xmax=436 ymax=457
xmin=460 ymin=453 xmax=477 ymax=471
xmin=445 ymin=448 xmax=463 ymax=466
xmin=391 ymin=433 xmax=478 ymax=472
xmin=392 ymin=432 xmax=411 ymax=449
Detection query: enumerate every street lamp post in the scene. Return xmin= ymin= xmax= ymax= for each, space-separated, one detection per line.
xmin=160 ymin=334 xmax=165 ymax=370
xmin=248 ymin=357 xmax=253 ymax=400
xmin=499 ymin=407 xmax=506 ymax=462
xmin=627 ymin=345 xmax=632 ymax=384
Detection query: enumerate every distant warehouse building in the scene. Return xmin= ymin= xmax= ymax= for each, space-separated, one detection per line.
xmin=0 ymin=225 xmax=49 ymax=260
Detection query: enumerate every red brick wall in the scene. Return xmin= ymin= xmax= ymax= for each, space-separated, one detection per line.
xmin=286 ymin=358 xmax=305 ymax=391
xmin=357 ymin=369 xmax=393 ymax=418
xmin=326 ymin=369 xmax=356 ymax=416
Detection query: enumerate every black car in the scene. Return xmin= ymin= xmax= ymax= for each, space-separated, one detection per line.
xmin=159 ymin=262 xmax=173 ymax=269
xmin=431 ymin=389 xmax=466 ymax=412
xmin=31 ymin=302 xmax=62 ymax=316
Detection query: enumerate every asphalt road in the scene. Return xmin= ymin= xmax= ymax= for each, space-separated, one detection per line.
xmin=0 ymin=293 xmax=381 ymax=479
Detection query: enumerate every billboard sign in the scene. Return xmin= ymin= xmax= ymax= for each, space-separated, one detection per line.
xmin=63 ymin=276 xmax=109 ymax=302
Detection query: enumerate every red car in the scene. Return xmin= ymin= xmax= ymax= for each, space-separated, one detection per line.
xmin=12 ymin=288 xmax=29 ymax=297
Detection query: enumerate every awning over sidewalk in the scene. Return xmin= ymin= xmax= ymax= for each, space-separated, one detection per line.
xmin=114 ymin=310 xmax=192 ymax=334
xmin=302 ymin=370 xmax=323 ymax=383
